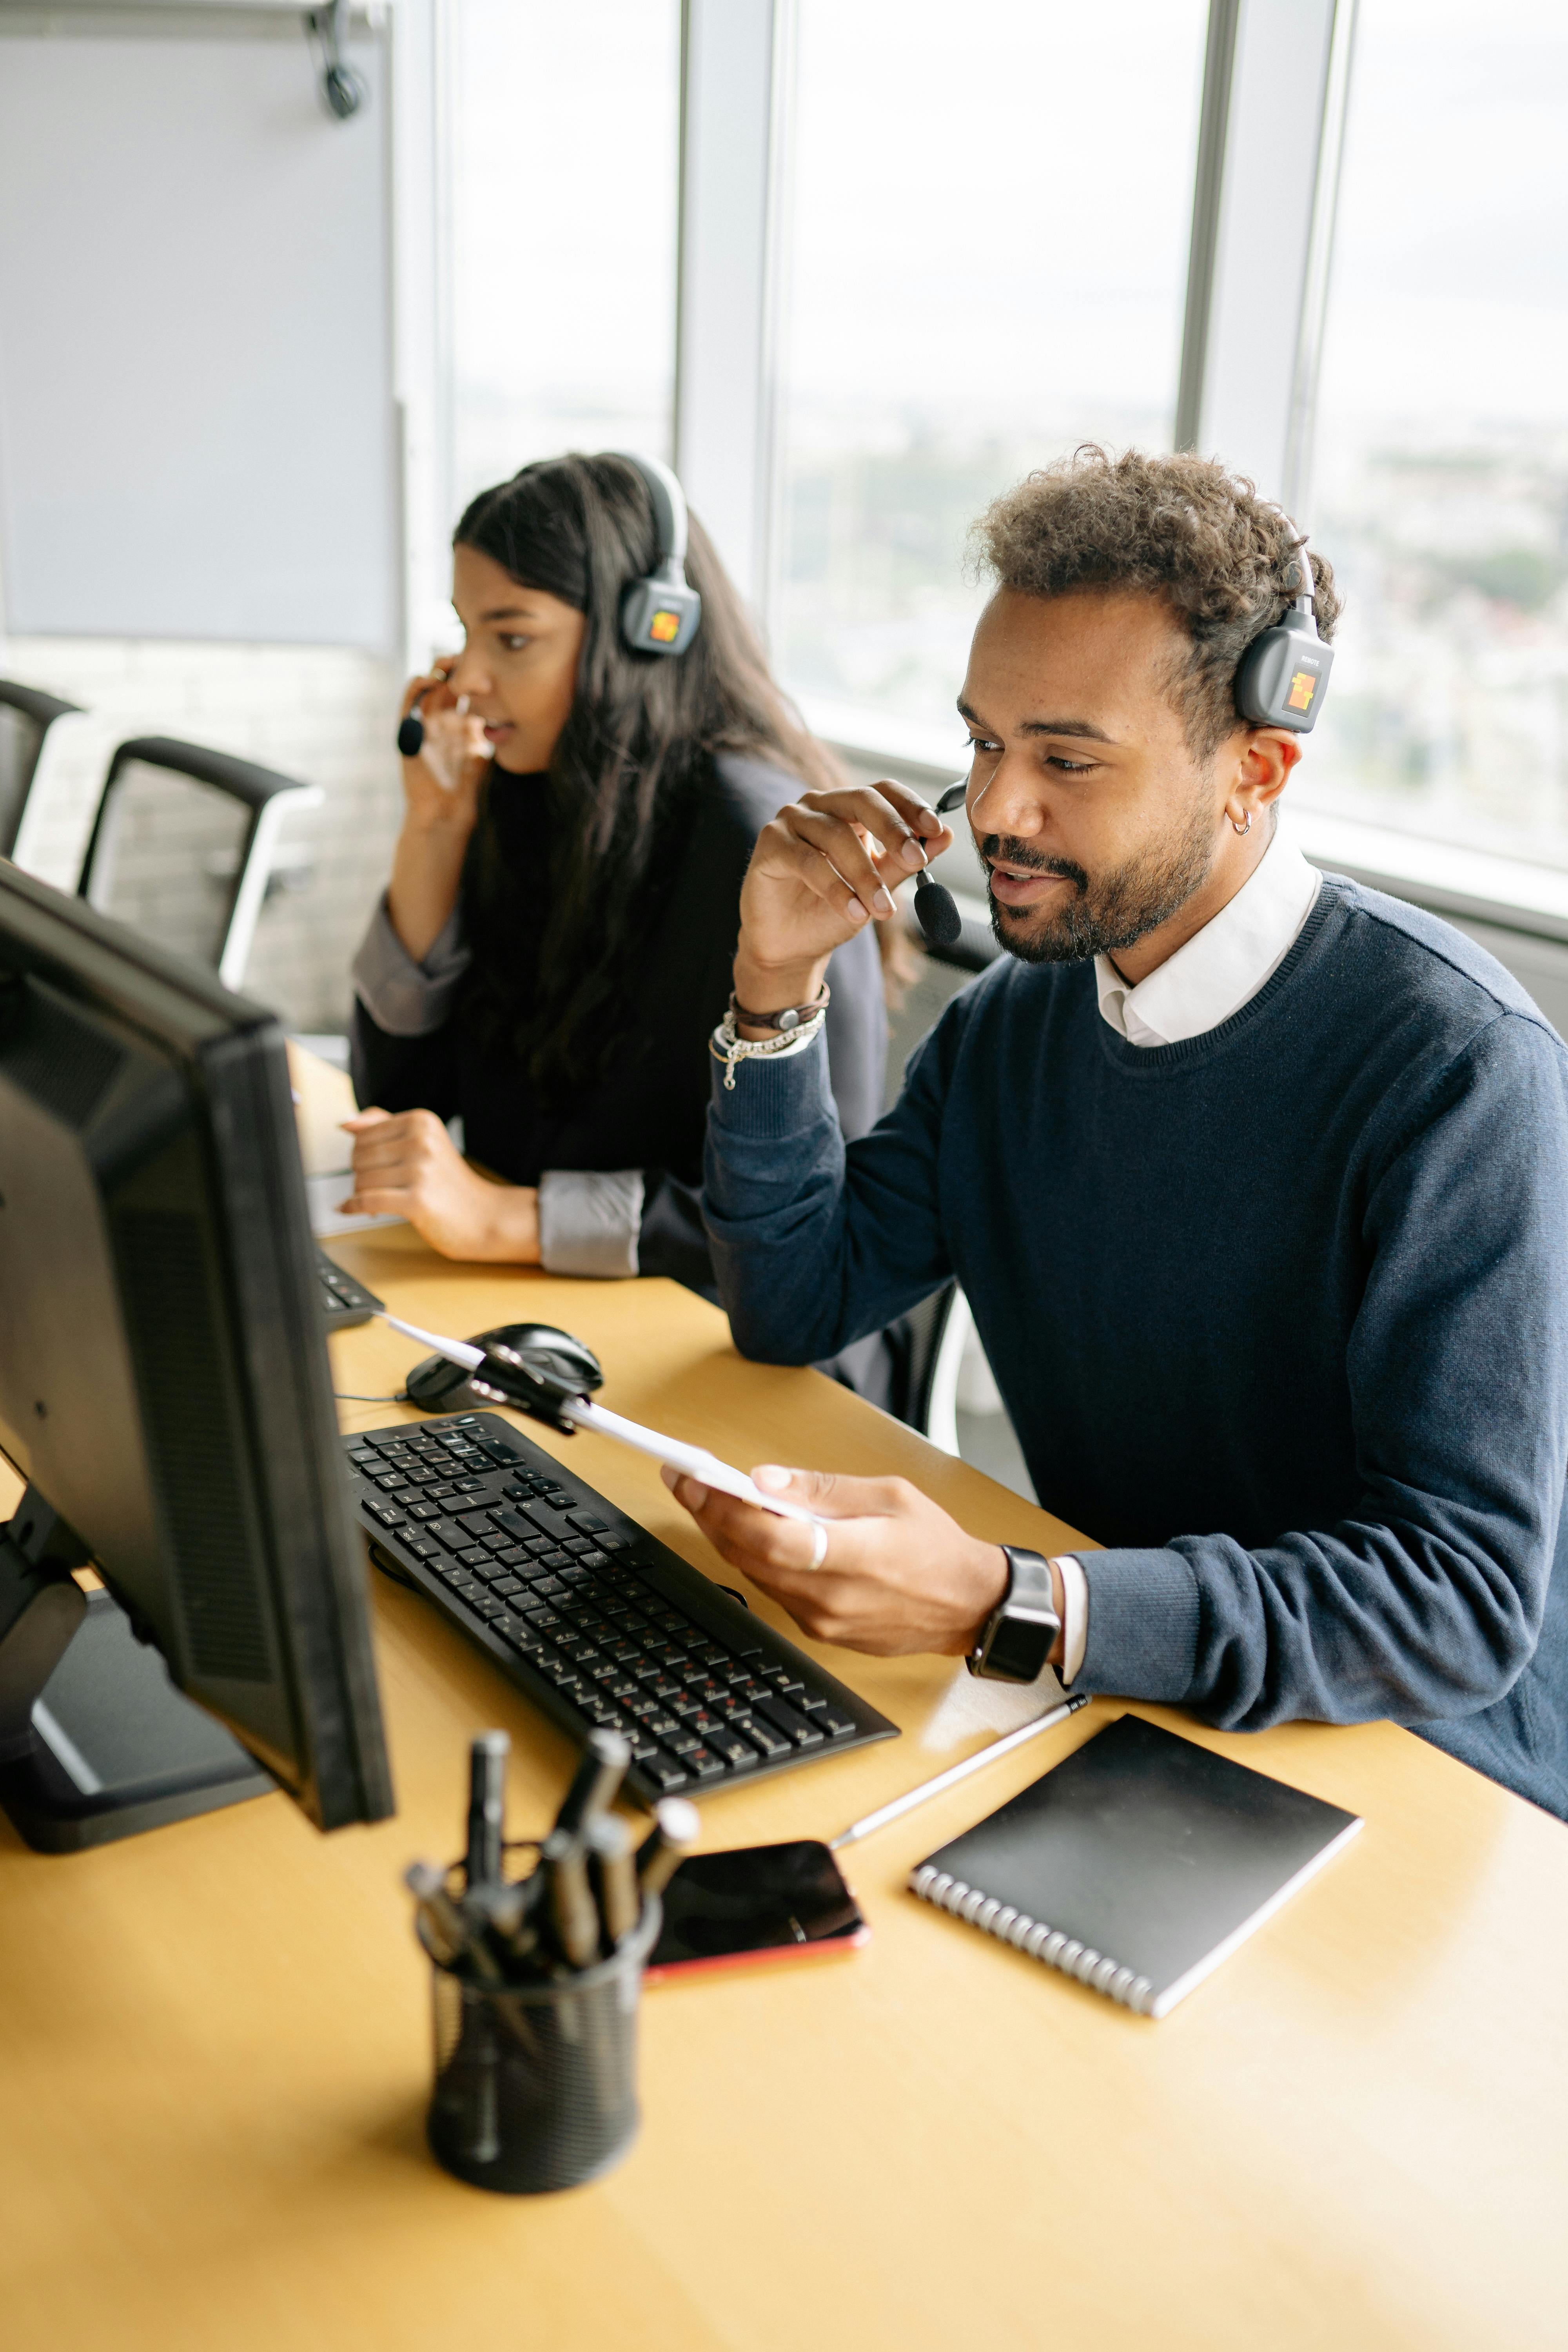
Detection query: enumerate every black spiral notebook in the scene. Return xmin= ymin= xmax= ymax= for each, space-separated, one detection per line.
xmin=910 ymin=1713 xmax=1363 ymax=2018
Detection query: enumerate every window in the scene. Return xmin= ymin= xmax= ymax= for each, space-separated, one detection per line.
xmin=449 ymin=0 xmax=681 ymax=515
xmin=1306 ymin=0 xmax=1568 ymax=864
xmin=773 ymin=0 xmax=1209 ymax=757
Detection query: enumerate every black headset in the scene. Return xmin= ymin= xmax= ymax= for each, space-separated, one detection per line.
xmin=397 ymin=453 xmax=701 ymax=760
xmin=911 ymin=534 xmax=1334 ymax=950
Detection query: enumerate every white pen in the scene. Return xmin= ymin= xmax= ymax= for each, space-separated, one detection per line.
xmin=829 ymin=1692 xmax=1090 ymax=1850
xmin=376 ymin=1310 xmax=827 ymax=1528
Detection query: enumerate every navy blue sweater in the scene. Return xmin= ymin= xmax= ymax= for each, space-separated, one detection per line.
xmin=703 ymin=878 xmax=1568 ymax=1818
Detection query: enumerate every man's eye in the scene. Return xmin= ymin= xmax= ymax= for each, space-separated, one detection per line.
xmin=1047 ymin=755 xmax=1096 ymax=775
xmin=964 ymin=734 xmax=1002 ymax=756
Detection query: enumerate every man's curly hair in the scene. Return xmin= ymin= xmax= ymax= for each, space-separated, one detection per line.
xmin=974 ymin=445 xmax=1342 ymax=760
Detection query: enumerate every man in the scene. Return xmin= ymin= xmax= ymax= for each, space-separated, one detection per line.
xmin=662 ymin=445 xmax=1568 ymax=1819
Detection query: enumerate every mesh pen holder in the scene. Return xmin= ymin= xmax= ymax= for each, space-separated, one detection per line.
xmin=422 ymin=1895 xmax=661 ymax=2195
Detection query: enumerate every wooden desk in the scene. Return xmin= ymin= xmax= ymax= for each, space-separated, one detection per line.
xmin=2 ymin=1240 xmax=1566 ymax=2352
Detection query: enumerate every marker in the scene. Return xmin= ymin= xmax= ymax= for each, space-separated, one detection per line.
xmin=586 ymin=1813 xmax=640 ymax=1949
xmin=634 ymin=1797 xmax=701 ymax=1900
xmin=554 ymin=1728 xmax=630 ymax=1846
xmin=542 ymin=1826 xmax=602 ymax=1969
xmin=464 ymin=1730 xmax=509 ymax=1890
xmin=406 ymin=1858 xmax=505 ymax=1984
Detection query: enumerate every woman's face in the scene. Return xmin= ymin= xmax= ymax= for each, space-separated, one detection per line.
xmin=445 ymin=543 xmax=588 ymax=774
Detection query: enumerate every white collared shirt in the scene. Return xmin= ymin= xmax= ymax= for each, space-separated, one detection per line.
xmin=1050 ymin=821 xmax=1321 ymax=1684
xmin=1092 ymin=822 xmax=1321 ymax=1049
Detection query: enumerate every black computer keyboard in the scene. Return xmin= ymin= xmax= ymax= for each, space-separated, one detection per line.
xmin=317 ymin=1245 xmax=383 ymax=1330
xmin=345 ymin=1410 xmax=898 ymax=1803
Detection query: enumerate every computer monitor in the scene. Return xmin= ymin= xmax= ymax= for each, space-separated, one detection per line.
xmin=0 ymin=858 xmax=394 ymax=1849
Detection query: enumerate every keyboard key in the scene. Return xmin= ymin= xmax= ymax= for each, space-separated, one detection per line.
xmin=537 ymin=1549 xmax=574 ymax=1572
xmin=755 ymin=1695 xmax=824 ymax=1748
xmin=595 ymin=1532 xmax=632 ymax=1552
xmin=643 ymin=1754 xmax=690 ymax=1793
xmin=470 ymin=1595 xmax=507 ymax=1621
xmin=793 ymin=1688 xmax=828 ymax=1712
xmin=457 ymin=1547 xmax=492 ymax=1571
xmin=648 ymin=1677 xmax=683 ymax=1704
xmin=489 ymin=1575 xmax=524 ymax=1599
xmin=662 ymin=1724 xmax=702 ymax=1755
xmin=639 ymin=1711 xmax=683 ymax=1740
xmin=365 ymin=1501 xmax=405 ymax=1529
xmin=579 ymin=1695 xmax=624 ymax=1728
xmin=404 ymin=1535 xmax=440 ymax=1561
xmin=624 ymin=1729 xmax=661 ymax=1762
xmin=563 ymin=1638 xmax=602 ymax=1668
xmin=762 ymin=1668 xmax=807 ymax=1700
xmin=568 ymin=1512 xmax=608 ymax=1534
xmin=575 ymin=1549 xmax=610 ymax=1571
xmin=495 ymin=1616 xmax=541 ymax=1654
xmin=735 ymin=1714 xmax=791 ymax=1759
xmin=516 ymin=1501 xmax=577 ymax=1544
xmin=408 ymin=1503 xmax=443 ymax=1523
xmin=681 ymin=1746 xmax=725 ymax=1780
xmin=685 ymin=1708 xmax=727 ymax=1741
xmin=708 ymin=1729 xmax=758 ymax=1769
xmin=817 ymin=1706 xmax=857 ymax=1738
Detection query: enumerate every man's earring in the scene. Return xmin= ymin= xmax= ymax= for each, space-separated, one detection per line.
xmin=1230 ymin=809 xmax=1253 ymax=836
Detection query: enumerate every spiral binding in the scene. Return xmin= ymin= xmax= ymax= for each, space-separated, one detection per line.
xmin=909 ymin=1864 xmax=1156 ymax=2016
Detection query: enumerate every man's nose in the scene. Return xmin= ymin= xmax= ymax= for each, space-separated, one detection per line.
xmin=969 ymin=751 xmax=1044 ymax=837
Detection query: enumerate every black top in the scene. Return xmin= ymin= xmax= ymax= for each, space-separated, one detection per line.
xmin=352 ymin=752 xmax=887 ymax=1293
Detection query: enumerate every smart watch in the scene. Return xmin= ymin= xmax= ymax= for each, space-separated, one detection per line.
xmin=966 ymin=1546 xmax=1060 ymax=1682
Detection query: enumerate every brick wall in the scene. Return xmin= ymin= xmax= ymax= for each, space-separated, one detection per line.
xmin=2 ymin=634 xmax=405 ymax=1034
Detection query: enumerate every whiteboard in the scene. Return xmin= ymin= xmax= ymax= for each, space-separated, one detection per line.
xmin=0 ymin=24 xmax=397 ymax=647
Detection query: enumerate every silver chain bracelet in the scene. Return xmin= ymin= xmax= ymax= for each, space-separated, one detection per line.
xmin=709 ymin=1003 xmax=828 ymax=1090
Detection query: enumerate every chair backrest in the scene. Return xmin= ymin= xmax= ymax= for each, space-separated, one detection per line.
xmin=0 ymin=679 xmax=84 ymax=861
xmin=77 ymin=734 xmax=321 ymax=991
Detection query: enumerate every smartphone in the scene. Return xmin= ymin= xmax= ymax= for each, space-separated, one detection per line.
xmin=643 ymin=1840 xmax=869 ymax=1984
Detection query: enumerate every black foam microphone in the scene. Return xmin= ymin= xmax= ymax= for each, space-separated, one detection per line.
xmin=912 ymin=781 xmax=968 ymax=950
xmin=396 ymin=693 xmax=426 ymax=759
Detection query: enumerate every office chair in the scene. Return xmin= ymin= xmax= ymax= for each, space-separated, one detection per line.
xmin=77 ymin=735 xmax=321 ymax=992
xmin=0 ymin=678 xmax=85 ymax=864
xmin=896 ymin=1280 xmax=973 ymax=1454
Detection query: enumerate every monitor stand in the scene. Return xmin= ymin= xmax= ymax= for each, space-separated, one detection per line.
xmin=0 ymin=1490 xmax=274 ymax=1853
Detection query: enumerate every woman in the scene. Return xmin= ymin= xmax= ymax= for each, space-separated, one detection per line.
xmin=343 ymin=451 xmax=886 ymax=1302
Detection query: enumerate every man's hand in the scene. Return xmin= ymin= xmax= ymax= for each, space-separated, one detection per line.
xmin=733 ymin=782 xmax=953 ymax=1022
xmin=660 ymin=1462 xmax=1008 ymax=1656
xmin=339 ymin=1108 xmax=541 ymax=1263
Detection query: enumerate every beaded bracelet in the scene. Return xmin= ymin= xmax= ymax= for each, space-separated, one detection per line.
xmin=708 ymin=1002 xmax=828 ymax=1090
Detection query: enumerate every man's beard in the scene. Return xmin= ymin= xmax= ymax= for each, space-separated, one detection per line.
xmin=983 ymin=799 xmax=1216 ymax=966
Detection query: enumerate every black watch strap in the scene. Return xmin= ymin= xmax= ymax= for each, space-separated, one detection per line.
xmin=966 ymin=1546 xmax=1060 ymax=1683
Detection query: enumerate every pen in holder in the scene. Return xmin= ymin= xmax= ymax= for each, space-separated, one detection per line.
xmin=420 ymin=1878 xmax=662 ymax=2194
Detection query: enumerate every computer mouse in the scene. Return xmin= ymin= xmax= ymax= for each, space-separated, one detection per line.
xmin=403 ymin=1322 xmax=605 ymax=1414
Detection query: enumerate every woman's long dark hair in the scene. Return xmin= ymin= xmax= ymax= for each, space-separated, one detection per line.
xmin=455 ymin=452 xmax=836 ymax=1101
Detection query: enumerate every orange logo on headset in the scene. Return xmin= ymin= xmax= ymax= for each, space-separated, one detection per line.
xmin=1287 ymin=670 xmax=1317 ymax=713
xmin=649 ymin=610 xmax=682 ymax=644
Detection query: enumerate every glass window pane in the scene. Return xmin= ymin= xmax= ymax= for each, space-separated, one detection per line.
xmin=1307 ymin=0 xmax=1568 ymax=863
xmin=450 ymin=0 xmax=681 ymax=511
xmin=775 ymin=0 xmax=1208 ymax=753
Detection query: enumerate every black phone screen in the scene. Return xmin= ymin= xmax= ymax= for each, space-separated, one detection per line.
xmin=646 ymin=1840 xmax=866 ymax=1978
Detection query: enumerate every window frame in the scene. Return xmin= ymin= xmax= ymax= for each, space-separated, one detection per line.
xmin=403 ymin=0 xmax=1568 ymax=936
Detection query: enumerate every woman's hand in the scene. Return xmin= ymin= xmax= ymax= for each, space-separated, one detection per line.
xmin=338 ymin=1108 xmax=542 ymax=1263
xmin=659 ymin=1462 xmax=1013 ymax=1658
xmin=387 ymin=662 xmax=491 ymax=962
xmin=398 ymin=659 xmax=490 ymax=826
xmin=733 ymin=782 xmax=953 ymax=1024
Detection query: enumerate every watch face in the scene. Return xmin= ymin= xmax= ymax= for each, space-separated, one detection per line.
xmin=984 ymin=1607 xmax=1057 ymax=1684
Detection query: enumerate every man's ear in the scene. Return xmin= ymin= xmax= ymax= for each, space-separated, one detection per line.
xmin=1236 ymin=726 xmax=1302 ymax=813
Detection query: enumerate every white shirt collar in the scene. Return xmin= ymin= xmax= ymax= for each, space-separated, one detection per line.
xmin=1094 ymin=822 xmax=1321 ymax=1049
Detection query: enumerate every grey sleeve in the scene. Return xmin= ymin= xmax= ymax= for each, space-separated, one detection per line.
xmin=537 ymin=1169 xmax=645 ymax=1279
xmin=350 ymin=896 xmax=472 ymax=1038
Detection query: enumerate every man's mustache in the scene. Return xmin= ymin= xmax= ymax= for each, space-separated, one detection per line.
xmin=980 ymin=835 xmax=1089 ymax=897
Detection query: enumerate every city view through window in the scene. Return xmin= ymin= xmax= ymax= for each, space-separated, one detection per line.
xmin=773 ymin=0 xmax=1207 ymax=759
xmin=1303 ymin=0 xmax=1568 ymax=866
xmin=449 ymin=0 xmax=680 ymax=518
